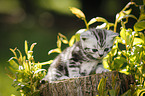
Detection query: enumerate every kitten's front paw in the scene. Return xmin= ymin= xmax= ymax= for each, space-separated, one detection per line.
xmin=59 ymin=76 xmax=70 ymax=80
xmin=96 ymin=66 xmax=109 ymax=73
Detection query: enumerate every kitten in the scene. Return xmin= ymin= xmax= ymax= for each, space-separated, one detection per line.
xmin=43 ymin=28 xmax=118 ymax=81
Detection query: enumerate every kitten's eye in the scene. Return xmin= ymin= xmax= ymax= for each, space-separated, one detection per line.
xmin=104 ymin=48 xmax=109 ymax=51
xmin=92 ymin=49 xmax=98 ymax=52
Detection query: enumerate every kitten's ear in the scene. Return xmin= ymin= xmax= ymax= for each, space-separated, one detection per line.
xmin=107 ymin=30 xmax=119 ymax=38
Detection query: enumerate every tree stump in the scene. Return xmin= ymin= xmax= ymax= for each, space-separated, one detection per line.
xmin=40 ymin=71 xmax=134 ymax=96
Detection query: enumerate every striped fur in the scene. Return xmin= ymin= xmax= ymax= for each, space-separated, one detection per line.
xmin=43 ymin=28 xmax=118 ymax=81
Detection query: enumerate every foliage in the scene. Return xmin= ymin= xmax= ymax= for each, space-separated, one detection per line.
xmin=69 ymin=0 xmax=145 ymax=95
xmin=7 ymin=40 xmax=53 ymax=96
xmin=7 ymin=0 xmax=145 ymax=95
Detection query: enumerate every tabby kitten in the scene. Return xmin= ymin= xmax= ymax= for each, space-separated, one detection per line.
xmin=43 ymin=28 xmax=118 ymax=81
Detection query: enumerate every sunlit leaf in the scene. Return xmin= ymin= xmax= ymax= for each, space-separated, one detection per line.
xmin=134 ymin=20 xmax=145 ymax=31
xmin=48 ymin=48 xmax=61 ymax=55
xmin=117 ymin=14 xmax=137 ymax=22
xmin=138 ymin=5 xmax=145 ymax=21
xmin=30 ymin=43 xmax=37 ymax=51
xmin=23 ymin=60 xmax=29 ymax=72
xmin=34 ymin=69 xmax=46 ymax=74
xmin=107 ymin=23 xmax=115 ymax=29
xmin=10 ymin=48 xmax=17 ymax=58
xmin=8 ymin=57 xmax=19 ymax=69
xmin=75 ymin=29 xmax=86 ymax=41
xmin=57 ymin=36 xmax=61 ymax=48
xmin=133 ymin=38 xmax=144 ymax=45
xmin=125 ymin=9 xmax=132 ymax=14
xmin=137 ymin=89 xmax=145 ymax=96
xmin=17 ymin=49 xmax=23 ymax=65
xmin=36 ymin=60 xmax=53 ymax=66
xmin=96 ymin=17 xmax=108 ymax=23
xmin=96 ymin=23 xmax=107 ymax=29
xmin=25 ymin=40 xmax=28 ymax=54
xmin=69 ymin=35 xmax=76 ymax=46
xmin=27 ymin=51 xmax=33 ymax=59
xmin=69 ymin=7 xmax=85 ymax=20
xmin=121 ymin=2 xmax=137 ymax=12
xmin=87 ymin=18 xmax=97 ymax=25
xmin=58 ymin=33 xmax=68 ymax=44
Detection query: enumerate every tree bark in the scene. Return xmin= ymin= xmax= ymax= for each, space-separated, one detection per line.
xmin=40 ymin=71 xmax=134 ymax=96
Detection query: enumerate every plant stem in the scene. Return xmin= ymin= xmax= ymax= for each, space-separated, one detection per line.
xmin=114 ymin=19 xmax=118 ymax=32
xmin=84 ymin=19 xmax=89 ymax=29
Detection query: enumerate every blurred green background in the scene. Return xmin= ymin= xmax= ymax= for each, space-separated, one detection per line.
xmin=0 ymin=0 xmax=141 ymax=95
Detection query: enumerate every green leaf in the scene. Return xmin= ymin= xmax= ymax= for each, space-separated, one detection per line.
xmin=58 ymin=33 xmax=68 ymax=44
xmin=10 ymin=48 xmax=17 ymax=59
xmin=57 ymin=36 xmax=61 ymax=48
xmin=75 ymin=29 xmax=86 ymax=41
xmin=136 ymin=89 xmax=145 ymax=96
xmin=120 ymin=28 xmax=126 ymax=40
xmin=88 ymin=17 xmax=108 ymax=26
xmin=8 ymin=57 xmax=19 ymax=69
xmin=69 ymin=35 xmax=76 ymax=46
xmin=48 ymin=48 xmax=61 ymax=55
xmin=133 ymin=38 xmax=144 ymax=45
xmin=96 ymin=23 xmax=107 ymax=29
xmin=117 ymin=14 xmax=137 ymax=22
xmin=69 ymin=7 xmax=86 ymax=20
xmin=87 ymin=18 xmax=97 ymax=25
xmin=35 ymin=60 xmax=53 ymax=65
xmin=17 ymin=49 xmax=23 ymax=65
xmin=27 ymin=51 xmax=33 ymax=60
xmin=34 ymin=69 xmax=46 ymax=74
xmin=134 ymin=21 xmax=145 ymax=31
xmin=25 ymin=40 xmax=28 ymax=55
xmin=30 ymin=42 xmax=37 ymax=51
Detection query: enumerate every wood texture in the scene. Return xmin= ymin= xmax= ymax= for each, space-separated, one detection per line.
xmin=40 ymin=71 xmax=134 ymax=96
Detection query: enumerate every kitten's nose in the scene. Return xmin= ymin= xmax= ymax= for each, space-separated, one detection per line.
xmin=99 ymin=54 xmax=103 ymax=57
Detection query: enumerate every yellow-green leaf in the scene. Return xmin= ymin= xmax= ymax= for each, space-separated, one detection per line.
xmin=133 ymin=38 xmax=144 ymax=45
xmin=30 ymin=42 xmax=37 ymax=51
xmin=88 ymin=17 xmax=108 ymax=26
xmin=27 ymin=51 xmax=33 ymax=59
xmin=137 ymin=89 xmax=145 ymax=96
xmin=75 ymin=29 xmax=86 ymax=41
xmin=117 ymin=14 xmax=137 ymax=22
xmin=25 ymin=40 xmax=28 ymax=54
xmin=96 ymin=23 xmax=107 ymax=29
xmin=57 ymin=36 xmax=61 ymax=48
xmin=120 ymin=28 xmax=126 ymax=40
xmin=17 ymin=49 xmax=23 ymax=65
xmin=134 ymin=21 xmax=145 ymax=31
xmin=87 ymin=18 xmax=97 ymax=25
xmin=58 ymin=33 xmax=68 ymax=44
xmin=10 ymin=48 xmax=17 ymax=58
xmin=69 ymin=35 xmax=76 ymax=46
xmin=70 ymin=7 xmax=85 ymax=20
xmin=35 ymin=60 xmax=53 ymax=66
xmin=48 ymin=48 xmax=61 ymax=55
xmin=8 ymin=57 xmax=19 ymax=69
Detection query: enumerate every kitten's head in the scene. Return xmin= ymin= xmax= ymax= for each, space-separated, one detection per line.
xmin=80 ymin=28 xmax=119 ymax=60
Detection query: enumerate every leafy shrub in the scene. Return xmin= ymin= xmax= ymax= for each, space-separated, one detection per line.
xmin=7 ymin=0 xmax=145 ymax=95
